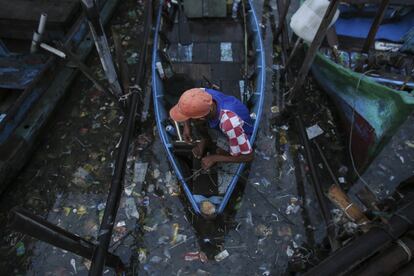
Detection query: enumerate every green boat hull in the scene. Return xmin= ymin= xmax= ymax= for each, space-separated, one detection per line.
xmin=311 ymin=52 xmax=414 ymax=170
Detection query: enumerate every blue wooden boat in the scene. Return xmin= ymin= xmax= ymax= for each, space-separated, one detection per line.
xmin=0 ymin=0 xmax=120 ymax=192
xmin=152 ymin=0 xmax=265 ymax=215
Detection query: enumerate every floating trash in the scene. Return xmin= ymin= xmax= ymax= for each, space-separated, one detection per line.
xmin=214 ymin=249 xmax=229 ymax=262
xmin=77 ymin=205 xmax=87 ymax=216
xmin=170 ymin=223 xmax=180 ymax=245
xmin=286 ymin=197 xmax=301 ymax=215
xmin=150 ymin=256 xmax=163 ymax=264
xmin=152 ymin=168 xmax=161 ymax=179
xmin=184 ymin=251 xmax=208 ymax=263
xmin=124 ymin=197 xmax=139 ymax=220
xmin=271 ymin=106 xmax=279 ymax=113
xmin=306 ymin=124 xmax=324 ymax=140
xmin=255 ymin=224 xmax=273 ymax=237
xmin=71 ymin=167 xmax=94 ymax=188
xmin=70 ymin=259 xmax=77 ymax=274
xmin=200 ymin=200 xmax=216 ymax=216
xmin=133 ymin=162 xmax=148 ymax=184
xmin=16 ymin=241 xmax=25 ymax=256
xmin=138 ymin=248 xmax=147 ymax=263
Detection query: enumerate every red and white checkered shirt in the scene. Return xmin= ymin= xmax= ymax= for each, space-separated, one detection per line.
xmin=219 ymin=110 xmax=253 ymax=156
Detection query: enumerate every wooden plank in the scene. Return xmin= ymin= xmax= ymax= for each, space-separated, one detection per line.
xmin=342 ymin=0 xmax=414 ymax=5
xmin=207 ymin=43 xmax=221 ymax=63
xmin=361 ymin=0 xmax=390 ymax=53
xmin=220 ymin=80 xmax=242 ymax=99
xmin=191 ymin=43 xmax=209 ymax=63
xmin=173 ymin=63 xmax=212 ymax=80
xmin=0 ymin=0 xmax=79 ymax=22
xmin=207 ymin=20 xmax=244 ymax=42
xmin=289 ymin=0 xmax=341 ymax=101
xmin=0 ymin=0 xmax=80 ymax=39
xmin=211 ymin=63 xmax=243 ymax=81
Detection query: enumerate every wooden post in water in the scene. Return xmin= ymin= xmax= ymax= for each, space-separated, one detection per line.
xmin=361 ymin=0 xmax=390 ymax=53
xmin=275 ymin=0 xmax=291 ymax=44
xmin=288 ymin=0 xmax=340 ymax=102
xmin=81 ymin=0 xmax=123 ymax=97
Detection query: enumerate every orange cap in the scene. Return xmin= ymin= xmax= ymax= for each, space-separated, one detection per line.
xmin=169 ymin=88 xmax=213 ymax=122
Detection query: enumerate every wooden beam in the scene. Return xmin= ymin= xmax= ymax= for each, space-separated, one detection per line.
xmin=361 ymin=0 xmax=390 ymax=53
xmin=274 ymin=0 xmax=291 ymax=43
xmin=342 ymin=0 xmax=414 ymax=5
xmin=289 ymin=0 xmax=341 ymax=102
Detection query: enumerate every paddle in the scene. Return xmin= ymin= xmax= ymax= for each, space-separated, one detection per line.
xmin=177 ymin=0 xmax=192 ymax=45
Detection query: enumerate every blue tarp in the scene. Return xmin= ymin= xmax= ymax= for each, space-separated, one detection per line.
xmin=400 ymin=27 xmax=414 ymax=54
xmin=335 ymin=9 xmax=414 ymax=42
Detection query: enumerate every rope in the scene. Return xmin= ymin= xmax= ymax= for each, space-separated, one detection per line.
xmin=183 ymin=168 xmax=204 ymax=182
xmin=396 ymin=239 xmax=412 ymax=262
xmin=118 ymin=85 xmax=142 ymax=102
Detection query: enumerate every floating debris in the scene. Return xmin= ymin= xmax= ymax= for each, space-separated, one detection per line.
xmin=138 ymin=248 xmax=147 ymax=263
xmin=15 ymin=241 xmax=25 ymax=256
xmin=184 ymin=251 xmax=208 ymax=263
xmin=70 ymin=259 xmax=77 ymax=274
xmin=254 ymin=224 xmax=273 ymax=237
xmin=306 ymin=124 xmax=324 ymax=140
xmin=271 ymin=106 xmax=280 ymax=113
xmin=214 ymin=250 xmax=229 ymax=262
xmin=285 ymin=197 xmax=301 ymax=215
xmin=150 ymin=256 xmax=163 ymax=264
xmin=71 ymin=167 xmax=94 ymax=188
xmin=200 ymin=200 xmax=216 ymax=216
xmin=124 ymin=197 xmax=139 ymax=220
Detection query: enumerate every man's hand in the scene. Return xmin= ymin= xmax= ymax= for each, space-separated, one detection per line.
xmin=201 ymin=155 xmax=217 ymax=170
xmin=192 ymin=140 xmax=206 ymax=159
xmin=183 ymin=121 xmax=192 ymax=143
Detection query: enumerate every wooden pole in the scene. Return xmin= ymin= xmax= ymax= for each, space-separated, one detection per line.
xmin=288 ymin=0 xmax=340 ymax=102
xmin=274 ymin=0 xmax=291 ymax=44
xmin=296 ymin=116 xmax=340 ymax=251
xmin=328 ymin=184 xmax=370 ymax=226
xmin=361 ymin=0 xmax=390 ymax=53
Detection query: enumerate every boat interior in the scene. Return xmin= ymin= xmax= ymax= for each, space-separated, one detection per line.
xmin=153 ymin=0 xmax=264 ymax=214
xmin=320 ymin=2 xmax=414 ymax=91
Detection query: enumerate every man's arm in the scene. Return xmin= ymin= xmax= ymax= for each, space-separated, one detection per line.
xmin=201 ymin=110 xmax=254 ymax=169
xmin=201 ymin=152 xmax=254 ymax=170
xmin=182 ymin=120 xmax=192 ymax=142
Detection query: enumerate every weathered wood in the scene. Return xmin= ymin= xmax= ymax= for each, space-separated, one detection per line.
xmin=289 ymin=0 xmax=340 ymax=102
xmin=361 ymin=0 xmax=390 ymax=53
xmin=296 ymin=116 xmax=340 ymax=251
xmin=0 ymin=0 xmax=79 ymax=39
xmin=0 ymin=0 xmax=121 ymax=193
xmin=328 ymin=184 xmax=369 ymax=225
xmin=274 ymin=0 xmax=291 ymax=44
xmin=342 ymin=0 xmax=414 ymax=5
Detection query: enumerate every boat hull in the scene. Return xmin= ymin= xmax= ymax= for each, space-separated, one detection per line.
xmin=311 ymin=52 xmax=414 ymax=170
xmin=152 ymin=0 xmax=265 ymax=215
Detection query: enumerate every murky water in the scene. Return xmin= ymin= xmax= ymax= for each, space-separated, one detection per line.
xmin=0 ymin=0 xmax=345 ymax=275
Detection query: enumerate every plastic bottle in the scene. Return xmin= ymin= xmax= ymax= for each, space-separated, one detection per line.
xmin=156 ymin=61 xmax=165 ymax=79
xmin=166 ymin=125 xmax=177 ymax=137
xmin=232 ymin=0 xmax=241 ymax=19
xmin=290 ymin=0 xmax=340 ymax=43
